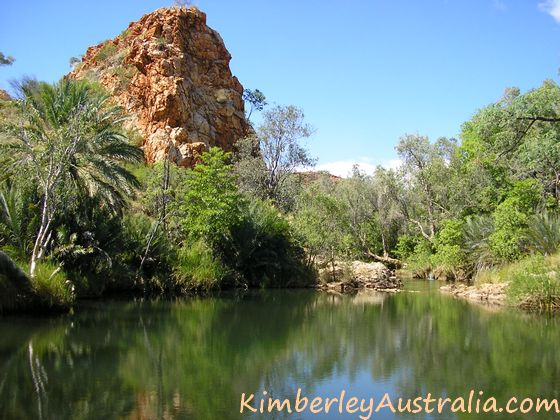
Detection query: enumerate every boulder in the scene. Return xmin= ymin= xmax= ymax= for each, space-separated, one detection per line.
xmin=317 ymin=260 xmax=402 ymax=293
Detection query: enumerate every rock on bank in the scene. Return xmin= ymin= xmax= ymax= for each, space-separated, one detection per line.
xmin=317 ymin=261 xmax=402 ymax=293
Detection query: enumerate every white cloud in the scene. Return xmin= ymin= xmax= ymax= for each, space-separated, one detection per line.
xmin=381 ymin=159 xmax=402 ymax=170
xmin=313 ymin=159 xmax=402 ymax=178
xmin=539 ymin=0 xmax=560 ymax=23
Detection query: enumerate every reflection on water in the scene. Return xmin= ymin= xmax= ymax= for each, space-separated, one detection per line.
xmin=0 ymin=281 xmax=558 ymax=419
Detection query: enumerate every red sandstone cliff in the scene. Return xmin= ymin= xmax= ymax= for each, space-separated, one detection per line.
xmin=70 ymin=7 xmax=250 ymax=166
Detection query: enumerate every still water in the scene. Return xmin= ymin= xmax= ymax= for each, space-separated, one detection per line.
xmin=0 ymin=281 xmax=558 ymax=420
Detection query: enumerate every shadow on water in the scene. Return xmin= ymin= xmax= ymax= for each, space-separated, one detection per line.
xmin=0 ymin=283 xmax=558 ymax=419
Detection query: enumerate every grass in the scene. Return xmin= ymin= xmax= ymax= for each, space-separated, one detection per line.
xmin=173 ymin=240 xmax=228 ymax=292
xmin=111 ymin=64 xmax=138 ymax=90
xmin=0 ymin=251 xmax=74 ymax=313
xmin=95 ymin=43 xmax=118 ymax=63
xmin=95 ymin=42 xmax=118 ymax=61
xmin=507 ymin=255 xmax=560 ymax=310
xmin=475 ymin=253 xmax=560 ymax=311
xmin=30 ymin=261 xmax=75 ymax=309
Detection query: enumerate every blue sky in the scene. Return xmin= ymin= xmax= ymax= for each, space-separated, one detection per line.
xmin=1 ymin=0 xmax=560 ymax=176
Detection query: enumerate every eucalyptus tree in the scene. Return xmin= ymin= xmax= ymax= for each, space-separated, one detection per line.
xmin=396 ymin=134 xmax=456 ymax=241
xmin=0 ymin=78 xmax=143 ymax=277
xmin=336 ymin=165 xmax=375 ymax=256
xmin=235 ymin=105 xmax=315 ymax=209
xmin=370 ymin=166 xmax=405 ymax=259
xmin=461 ymin=81 xmax=560 ymax=201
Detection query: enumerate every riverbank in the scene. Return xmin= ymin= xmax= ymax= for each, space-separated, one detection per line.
xmin=439 ymin=283 xmax=508 ymax=306
xmin=437 ymin=252 xmax=560 ymax=311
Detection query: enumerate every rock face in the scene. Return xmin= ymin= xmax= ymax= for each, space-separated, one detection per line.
xmin=318 ymin=260 xmax=402 ymax=293
xmin=69 ymin=7 xmax=250 ymax=166
xmin=0 ymin=89 xmax=11 ymax=101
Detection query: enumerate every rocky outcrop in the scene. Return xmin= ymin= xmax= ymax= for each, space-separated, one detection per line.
xmin=318 ymin=261 xmax=402 ymax=293
xmin=69 ymin=7 xmax=250 ymax=166
xmin=0 ymin=89 xmax=11 ymax=101
xmin=440 ymin=282 xmax=508 ymax=306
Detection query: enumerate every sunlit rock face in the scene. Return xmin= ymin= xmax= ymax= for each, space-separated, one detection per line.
xmin=70 ymin=7 xmax=250 ymax=166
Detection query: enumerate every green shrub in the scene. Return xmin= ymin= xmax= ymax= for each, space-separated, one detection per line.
xmin=405 ymin=239 xmax=433 ymax=278
xmin=489 ymin=179 xmax=543 ymax=262
xmin=524 ymin=212 xmax=560 ymax=255
xmin=112 ymin=65 xmax=138 ymax=90
xmin=462 ymin=215 xmax=495 ymax=272
xmin=224 ymin=199 xmax=314 ymax=288
xmin=507 ymin=254 xmax=560 ymax=310
xmin=394 ymin=234 xmax=420 ymax=260
xmin=179 ymin=148 xmax=242 ymax=247
xmin=29 ymin=261 xmax=75 ymax=309
xmin=95 ymin=43 xmax=118 ymax=63
xmin=431 ymin=219 xmax=466 ymax=278
xmin=173 ymin=240 xmax=227 ymax=292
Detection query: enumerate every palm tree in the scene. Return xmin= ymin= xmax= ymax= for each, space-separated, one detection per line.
xmin=0 ymin=78 xmax=143 ymax=277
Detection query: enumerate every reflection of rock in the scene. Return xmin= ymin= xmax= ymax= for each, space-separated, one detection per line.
xmin=69 ymin=7 xmax=250 ymax=167
xmin=440 ymin=282 xmax=508 ymax=306
xmin=317 ymin=260 xmax=402 ymax=294
xmin=352 ymin=289 xmax=388 ymax=305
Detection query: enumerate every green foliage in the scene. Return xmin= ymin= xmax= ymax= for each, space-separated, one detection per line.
xmin=29 ymin=260 xmax=75 ymax=309
xmin=243 ymin=88 xmax=267 ymax=121
xmin=462 ymin=215 xmax=495 ymax=272
xmin=431 ymin=219 xmax=466 ymax=275
xmin=173 ymin=240 xmax=227 ymax=292
xmin=293 ymin=182 xmax=351 ymax=263
xmin=1 ymin=78 xmax=143 ymax=214
xmin=524 ymin=212 xmax=560 ymax=255
xmin=0 ymin=51 xmax=15 ymax=66
xmin=154 ymin=37 xmax=167 ymax=48
xmin=235 ymin=105 xmax=314 ymax=209
xmin=111 ymin=64 xmax=138 ymax=89
xmin=404 ymin=239 xmax=433 ymax=277
xmin=0 ymin=251 xmax=33 ymax=313
xmin=224 ymin=199 xmax=313 ymax=287
xmin=507 ymin=254 xmax=560 ymax=310
xmin=95 ymin=42 xmax=118 ymax=63
xmin=179 ymin=147 xmax=242 ymax=246
xmin=394 ymin=234 xmax=419 ymax=260
xmin=0 ymin=180 xmax=38 ymax=256
xmin=489 ymin=179 xmax=543 ymax=261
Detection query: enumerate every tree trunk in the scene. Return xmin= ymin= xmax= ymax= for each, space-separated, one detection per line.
xmin=365 ymin=249 xmax=402 ymax=269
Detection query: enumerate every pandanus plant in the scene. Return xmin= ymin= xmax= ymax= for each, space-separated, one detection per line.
xmin=0 ymin=78 xmax=143 ymax=277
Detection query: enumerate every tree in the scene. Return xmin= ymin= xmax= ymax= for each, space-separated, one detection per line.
xmin=236 ymin=105 xmax=315 ymax=208
xmin=69 ymin=56 xmax=82 ymax=68
xmin=0 ymin=52 xmax=15 ymax=66
xmin=242 ymin=89 xmax=267 ymax=122
xmin=0 ymin=78 xmax=143 ymax=277
xmin=461 ymin=81 xmax=560 ymax=201
xmin=294 ymin=182 xmax=350 ymax=274
xmin=396 ymin=134 xmax=456 ymax=241
xmin=179 ymin=147 xmax=242 ymax=246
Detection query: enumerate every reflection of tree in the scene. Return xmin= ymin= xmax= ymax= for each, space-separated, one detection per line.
xmin=0 ymin=290 xmax=559 ymax=419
